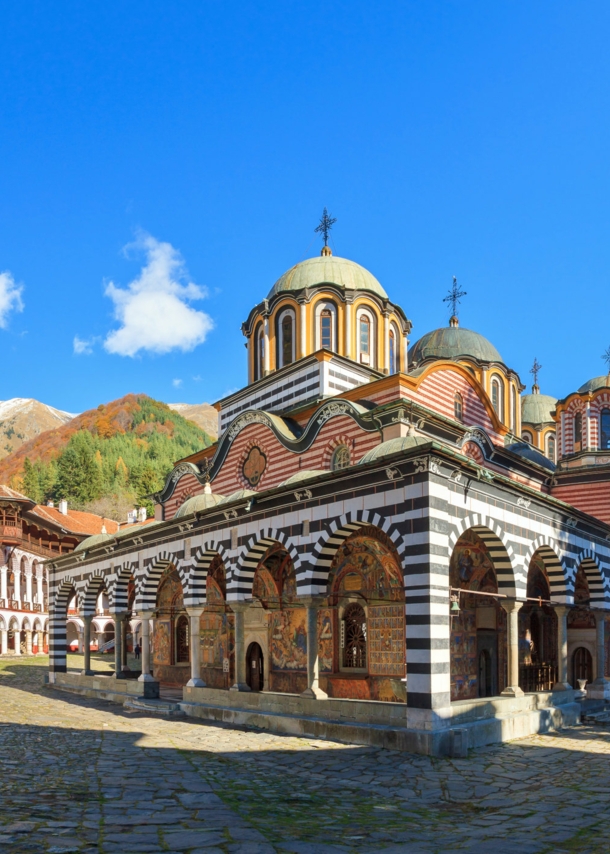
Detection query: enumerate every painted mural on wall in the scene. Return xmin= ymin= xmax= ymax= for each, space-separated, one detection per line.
xmin=518 ymin=554 xmax=557 ymax=691
xmin=568 ymin=567 xmax=596 ymax=628
xmin=450 ymin=529 xmax=507 ymax=701
xmin=200 ymin=558 xmax=233 ymax=688
xmin=153 ymin=620 xmax=171 ymax=666
xmin=318 ymin=608 xmax=333 ymax=673
xmin=269 ymin=608 xmax=307 ymax=671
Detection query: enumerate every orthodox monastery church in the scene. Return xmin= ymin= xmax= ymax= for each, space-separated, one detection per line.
xmin=46 ymin=230 xmax=610 ymax=755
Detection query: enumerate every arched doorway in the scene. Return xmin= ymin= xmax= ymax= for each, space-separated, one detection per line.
xmin=568 ymin=566 xmax=596 ymax=683
xmin=246 ymin=642 xmax=264 ymax=691
xmin=449 ymin=529 xmax=507 ymax=701
xmin=518 ymin=554 xmax=557 ymax=692
xmin=573 ymin=647 xmax=593 ymax=685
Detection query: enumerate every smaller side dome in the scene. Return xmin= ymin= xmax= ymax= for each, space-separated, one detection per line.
xmin=74 ymin=532 xmax=113 ymax=553
xmin=217 ymin=489 xmax=257 ymax=505
xmin=578 ymin=375 xmax=610 ymax=394
xmin=409 ymin=325 xmax=502 ymax=365
xmin=359 ymin=435 xmax=429 ymax=464
xmin=521 ymin=393 xmax=557 ymax=425
xmin=282 ymin=470 xmax=327 ymax=485
xmin=175 ymin=492 xmax=225 ymax=518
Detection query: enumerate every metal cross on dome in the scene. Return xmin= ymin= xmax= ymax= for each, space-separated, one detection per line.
xmin=603 ymin=346 xmax=610 ymax=373
xmin=443 ymin=276 xmax=467 ymax=318
xmin=530 ymin=357 xmax=542 ymax=386
xmin=314 ymin=207 xmax=337 ymax=246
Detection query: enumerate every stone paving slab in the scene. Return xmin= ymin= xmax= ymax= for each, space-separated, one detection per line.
xmin=1 ymin=656 xmax=610 ymax=852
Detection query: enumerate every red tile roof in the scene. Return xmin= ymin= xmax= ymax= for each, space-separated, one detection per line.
xmin=0 ymin=485 xmax=32 ymax=501
xmin=29 ymin=505 xmax=120 ymax=536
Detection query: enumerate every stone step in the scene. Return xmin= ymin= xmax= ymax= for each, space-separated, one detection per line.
xmin=124 ymin=697 xmax=184 ymax=717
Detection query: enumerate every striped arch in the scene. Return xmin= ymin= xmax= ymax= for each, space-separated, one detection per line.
xmin=576 ymin=549 xmax=608 ymax=607
xmin=185 ymin=541 xmax=230 ymax=607
xmin=231 ymin=529 xmax=301 ymax=599
xmin=109 ymin=559 xmax=139 ymax=612
xmin=308 ymin=510 xmax=405 ymax=594
xmin=49 ymin=578 xmax=77 ymax=673
xmin=523 ymin=537 xmax=571 ymax=601
xmin=134 ymin=550 xmax=188 ymax=612
xmin=81 ymin=569 xmax=109 ymax=617
xmin=448 ymin=513 xmax=522 ymax=598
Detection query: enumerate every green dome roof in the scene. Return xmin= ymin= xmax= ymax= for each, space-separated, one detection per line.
xmin=409 ymin=325 xmax=502 ymax=365
xmin=578 ymin=375 xmax=610 ymax=394
xmin=74 ymin=532 xmax=113 ymax=553
xmin=217 ymin=489 xmax=257 ymax=505
xmin=267 ymin=254 xmax=388 ymax=300
xmin=359 ymin=435 xmax=429 ymax=464
xmin=521 ymin=393 xmax=557 ymax=425
xmin=174 ymin=491 xmax=225 ymax=518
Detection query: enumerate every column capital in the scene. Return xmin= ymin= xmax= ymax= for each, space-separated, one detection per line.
xmin=228 ymin=601 xmax=251 ymax=613
xmin=297 ymin=595 xmax=326 ymax=608
xmin=186 ymin=607 xmax=205 ymax=618
xmin=137 ymin=611 xmax=155 ymax=620
xmin=500 ymin=599 xmax=524 ymax=614
xmin=110 ymin=609 xmax=128 ymax=619
xmin=553 ymin=604 xmax=569 ymax=616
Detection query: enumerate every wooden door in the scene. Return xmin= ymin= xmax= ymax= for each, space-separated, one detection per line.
xmin=246 ymin=642 xmax=264 ymax=691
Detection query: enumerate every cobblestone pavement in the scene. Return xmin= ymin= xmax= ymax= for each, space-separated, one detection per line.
xmin=1 ymin=657 xmax=610 ymax=854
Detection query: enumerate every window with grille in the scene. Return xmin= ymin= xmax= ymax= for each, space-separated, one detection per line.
xmin=175 ymin=615 xmax=189 ymax=663
xmin=454 ymin=392 xmax=463 ymax=421
xmin=359 ymin=316 xmax=370 ymax=362
xmin=331 ymin=444 xmax=351 ymax=471
xmin=547 ymin=434 xmax=556 ymax=461
xmin=574 ymin=412 xmax=583 ymax=452
xmin=341 ymin=603 xmax=367 ymax=668
xmin=320 ymin=310 xmax=332 ymax=350
xmin=491 ymin=378 xmax=502 ymax=418
xmin=600 ymin=409 xmax=610 ymax=450
xmin=281 ymin=314 xmax=294 ymax=367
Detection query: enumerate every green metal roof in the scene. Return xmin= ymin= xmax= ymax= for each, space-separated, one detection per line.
xmin=174 ymin=492 xmax=225 ymax=518
xmin=578 ymin=375 xmax=610 ymax=394
xmin=359 ymin=435 xmax=429 ymax=463
xmin=409 ymin=326 xmax=502 ymax=365
xmin=521 ymin=393 xmax=557 ymax=425
xmin=267 ymin=254 xmax=388 ymax=300
xmin=73 ymin=532 xmax=113 ymax=553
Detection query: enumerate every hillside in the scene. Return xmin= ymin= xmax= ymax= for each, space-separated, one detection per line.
xmin=0 ymin=394 xmax=213 ymax=519
xmin=168 ymin=402 xmax=218 ymax=439
xmin=0 ymin=398 xmax=75 ymax=461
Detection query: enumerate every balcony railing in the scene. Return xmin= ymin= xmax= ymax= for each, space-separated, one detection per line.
xmin=519 ymin=663 xmax=557 ymax=693
xmin=0 ymin=523 xmax=22 ymax=542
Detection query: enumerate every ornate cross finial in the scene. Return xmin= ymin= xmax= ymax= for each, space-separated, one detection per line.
xmin=314 ymin=207 xmax=337 ymax=247
xmin=443 ymin=275 xmax=466 ymax=323
xmin=603 ymin=346 xmax=610 ymax=373
xmin=530 ymin=357 xmax=542 ymax=391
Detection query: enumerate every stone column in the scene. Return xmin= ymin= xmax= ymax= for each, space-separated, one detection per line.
xmin=14 ymin=569 xmax=21 ymax=603
xmin=300 ymin=597 xmax=327 ymax=699
xmin=299 ymin=301 xmax=307 ymax=359
xmin=501 ymin=600 xmax=524 ymax=697
xmin=186 ymin=608 xmax=205 ymax=688
xmin=230 ymin=604 xmax=251 ymax=692
xmin=263 ymin=317 xmax=270 ymax=376
xmin=383 ymin=313 xmax=390 ymax=372
xmin=113 ymin=612 xmax=125 ymax=679
xmin=121 ymin=618 xmax=129 ymax=672
xmin=13 ymin=630 xmax=21 ymax=655
xmin=36 ymin=574 xmax=43 ymax=608
xmin=553 ymin=606 xmax=571 ymax=690
xmin=81 ymin=616 xmax=94 ymax=675
xmin=0 ymin=566 xmax=7 ymax=603
xmin=594 ymin=611 xmax=609 ymax=684
xmin=138 ymin=613 xmax=155 ymax=683
xmin=25 ymin=630 xmax=32 ymax=655
xmin=25 ymin=571 xmax=33 ymax=607
xmin=1 ymin=630 xmax=7 ymax=655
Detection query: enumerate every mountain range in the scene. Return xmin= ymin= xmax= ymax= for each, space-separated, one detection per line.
xmin=0 ymin=398 xmax=75 ymax=461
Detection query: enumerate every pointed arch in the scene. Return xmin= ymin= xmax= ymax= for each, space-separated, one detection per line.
xmin=308 ymin=510 xmax=405 ymax=594
xmin=49 ymin=578 xmax=77 ymax=672
xmin=576 ymin=550 xmax=607 ymax=606
xmin=81 ymin=569 xmax=109 ymax=617
xmin=449 ymin=513 xmax=521 ymax=597
xmin=134 ymin=550 xmax=187 ymax=611
xmin=109 ymin=559 xmax=139 ymax=612
xmin=522 ymin=537 xmax=571 ymax=601
xmin=231 ymin=529 xmax=301 ymax=599
xmin=185 ymin=541 xmax=230 ymax=607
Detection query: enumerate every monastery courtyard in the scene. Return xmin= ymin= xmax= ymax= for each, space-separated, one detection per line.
xmin=0 ymin=660 xmax=608 ymax=854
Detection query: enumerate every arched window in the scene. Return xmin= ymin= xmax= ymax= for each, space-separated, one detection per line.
xmin=254 ymin=323 xmax=265 ymax=381
xmin=277 ymin=310 xmax=295 ymax=368
xmin=574 ymin=412 xmax=583 ymax=452
xmin=359 ymin=315 xmax=370 ymax=363
xmin=175 ymin=615 xmax=189 ymax=663
xmin=331 ymin=444 xmax=351 ymax=471
xmin=491 ymin=377 xmax=503 ymax=419
xmin=454 ymin=392 xmax=463 ymax=422
xmin=314 ymin=300 xmax=337 ymax=352
xmin=320 ymin=309 xmax=332 ymax=349
xmin=522 ymin=430 xmax=533 ymax=444
xmin=389 ymin=329 xmax=396 ymax=374
xmin=547 ymin=434 xmax=556 ymax=462
xmin=341 ymin=603 xmax=367 ymax=669
xmin=600 ymin=408 xmax=610 ymax=450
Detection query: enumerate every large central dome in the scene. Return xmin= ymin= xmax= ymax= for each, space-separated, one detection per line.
xmin=409 ymin=325 xmax=502 ymax=366
xmin=267 ymin=253 xmax=388 ymax=300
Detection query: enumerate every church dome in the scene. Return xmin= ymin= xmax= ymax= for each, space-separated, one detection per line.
xmin=578 ymin=375 xmax=610 ymax=394
xmin=359 ymin=435 xmax=430 ymax=464
xmin=409 ymin=325 xmax=502 ymax=366
xmin=174 ymin=491 xmax=225 ymax=518
xmin=282 ymin=470 xmax=327 ymax=485
xmin=74 ymin=532 xmax=113 ymax=553
xmin=521 ymin=393 xmax=557 ymax=425
xmin=267 ymin=253 xmax=388 ymax=300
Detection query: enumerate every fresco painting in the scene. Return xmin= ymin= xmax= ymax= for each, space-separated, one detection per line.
xmin=270 ymin=608 xmax=307 ymax=671
xmin=368 ymin=605 xmax=405 ymax=675
xmin=153 ymin=620 xmax=171 ymax=666
xmin=318 ymin=608 xmax=333 ymax=672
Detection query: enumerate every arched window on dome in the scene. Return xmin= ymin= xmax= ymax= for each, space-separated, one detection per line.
xmin=490 ymin=376 xmax=503 ymax=420
xmin=574 ymin=412 xmax=583 ymax=453
xmin=254 ymin=323 xmax=265 ymax=381
xmin=454 ymin=392 xmax=463 ymax=421
xmin=546 ymin=434 xmax=556 ymax=462
xmin=522 ymin=430 xmax=533 ymax=445
xmin=600 ymin=409 xmax=610 ymax=450
xmin=314 ymin=300 xmax=337 ymax=352
xmin=276 ymin=308 xmax=295 ymax=369
xmin=388 ymin=323 xmax=400 ymax=374
xmin=331 ymin=444 xmax=351 ymax=471
xmin=356 ymin=307 xmax=375 ymax=367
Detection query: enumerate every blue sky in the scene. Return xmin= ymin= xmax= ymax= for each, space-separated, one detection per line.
xmin=1 ymin=1 xmax=609 ymax=413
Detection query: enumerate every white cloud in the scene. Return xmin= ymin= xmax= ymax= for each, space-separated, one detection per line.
xmin=172 ymin=378 xmax=183 ymax=388
xmin=0 ymin=271 xmax=24 ymax=328
xmin=103 ymin=233 xmax=213 ymax=357
xmin=73 ymin=335 xmax=95 ymax=355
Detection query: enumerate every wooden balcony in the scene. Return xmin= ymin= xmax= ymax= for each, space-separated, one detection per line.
xmin=0 ymin=523 xmax=22 ymax=544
